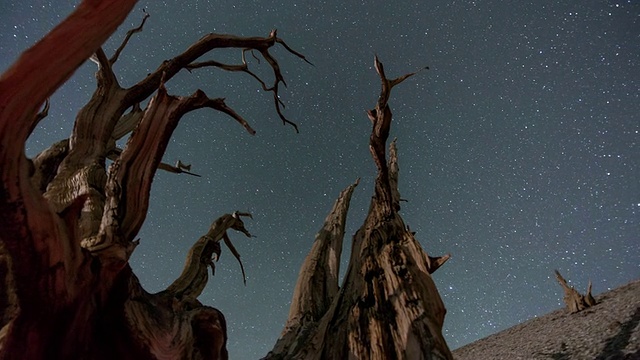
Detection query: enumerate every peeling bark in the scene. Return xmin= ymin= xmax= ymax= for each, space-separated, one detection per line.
xmin=0 ymin=2 xmax=308 ymax=359
xmin=266 ymin=57 xmax=451 ymax=360
xmin=555 ymin=270 xmax=597 ymax=313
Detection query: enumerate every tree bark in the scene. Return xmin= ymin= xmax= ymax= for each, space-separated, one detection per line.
xmin=0 ymin=3 xmax=307 ymax=359
xmin=554 ymin=270 xmax=597 ymax=313
xmin=265 ymin=57 xmax=451 ymax=360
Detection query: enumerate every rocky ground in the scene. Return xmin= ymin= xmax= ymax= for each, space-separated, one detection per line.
xmin=452 ymin=279 xmax=640 ymax=360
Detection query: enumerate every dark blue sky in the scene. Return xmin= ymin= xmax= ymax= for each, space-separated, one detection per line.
xmin=2 ymin=1 xmax=638 ymax=358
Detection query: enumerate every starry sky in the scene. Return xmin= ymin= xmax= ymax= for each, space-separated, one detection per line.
xmin=2 ymin=0 xmax=639 ymax=358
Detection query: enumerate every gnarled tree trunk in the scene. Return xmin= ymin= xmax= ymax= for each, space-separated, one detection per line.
xmin=0 ymin=2 xmax=308 ymax=359
xmin=266 ymin=57 xmax=452 ymax=360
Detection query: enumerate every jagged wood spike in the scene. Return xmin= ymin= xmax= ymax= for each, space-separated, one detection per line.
xmin=290 ymin=178 xmax=359 ymax=315
xmin=585 ymin=280 xmax=596 ymax=306
xmin=426 ymin=254 xmax=452 ymax=274
xmin=270 ymin=179 xmax=359 ymax=357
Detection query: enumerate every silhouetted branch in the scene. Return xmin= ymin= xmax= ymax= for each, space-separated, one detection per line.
xmin=110 ymin=9 xmax=150 ymax=64
xmin=125 ymin=29 xmax=310 ymax=133
xmin=368 ymin=55 xmax=428 ymax=216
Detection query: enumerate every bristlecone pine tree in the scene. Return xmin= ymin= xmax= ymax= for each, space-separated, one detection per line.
xmin=0 ymin=1 xmax=310 ymax=359
xmin=0 ymin=1 xmax=452 ymax=359
xmin=264 ymin=56 xmax=452 ymax=360
xmin=554 ymin=270 xmax=597 ymax=313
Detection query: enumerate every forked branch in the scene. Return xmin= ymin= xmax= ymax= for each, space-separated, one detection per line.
xmin=125 ymin=29 xmax=311 ymax=132
xmin=367 ymin=56 xmax=428 ymax=216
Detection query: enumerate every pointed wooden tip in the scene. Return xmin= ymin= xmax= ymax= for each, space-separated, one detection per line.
xmin=427 ymin=253 xmax=451 ymax=274
xmin=373 ymin=54 xmax=384 ymax=77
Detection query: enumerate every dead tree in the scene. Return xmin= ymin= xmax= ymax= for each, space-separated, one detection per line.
xmin=265 ymin=57 xmax=452 ymax=360
xmin=554 ymin=270 xmax=597 ymax=313
xmin=0 ymin=1 xmax=309 ymax=358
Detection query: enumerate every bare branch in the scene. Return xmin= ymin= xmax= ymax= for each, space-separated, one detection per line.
xmin=187 ymin=50 xmax=269 ymax=92
xmin=230 ymin=211 xmax=254 ymax=237
xmin=186 ymin=47 xmax=299 ymax=132
xmin=189 ymin=91 xmax=257 ymax=135
xmin=368 ymin=55 xmax=427 ymax=216
xmin=124 ymin=30 xmax=310 ymax=133
xmin=389 ymin=65 xmax=429 ymax=87
xmin=275 ymin=37 xmax=314 ymax=66
xmin=371 ymin=54 xmax=428 ymax=117
xmin=157 ymin=162 xmax=201 ymax=177
xmin=249 ymin=49 xmax=261 ymax=63
xmin=107 ymin=146 xmax=200 ymax=177
xmin=110 ymin=9 xmax=150 ymax=65
xmin=35 ymin=99 xmax=50 ymax=123
xmin=48 ymin=32 xmax=306 ymax=253
xmin=186 ymin=59 xmax=245 ymax=72
xmin=223 ymin=233 xmax=247 ymax=285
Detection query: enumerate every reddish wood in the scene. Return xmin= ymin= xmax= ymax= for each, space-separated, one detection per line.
xmin=0 ymin=2 xmax=307 ymax=359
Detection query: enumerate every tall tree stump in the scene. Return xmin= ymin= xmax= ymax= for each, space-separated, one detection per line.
xmin=555 ymin=270 xmax=597 ymax=313
xmin=265 ymin=57 xmax=451 ymax=360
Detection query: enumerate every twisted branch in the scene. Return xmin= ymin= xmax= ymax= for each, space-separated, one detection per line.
xmin=166 ymin=212 xmax=253 ymax=299
xmin=126 ymin=29 xmax=310 ymax=132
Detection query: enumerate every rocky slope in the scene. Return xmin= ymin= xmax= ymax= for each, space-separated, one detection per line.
xmin=453 ymin=279 xmax=640 ymax=360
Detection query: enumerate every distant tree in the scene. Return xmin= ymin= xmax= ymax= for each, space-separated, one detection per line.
xmin=555 ymin=270 xmax=597 ymax=313
xmin=0 ymin=1 xmax=309 ymax=359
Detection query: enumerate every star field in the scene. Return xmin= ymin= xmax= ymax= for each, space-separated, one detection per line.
xmin=1 ymin=1 xmax=638 ymax=358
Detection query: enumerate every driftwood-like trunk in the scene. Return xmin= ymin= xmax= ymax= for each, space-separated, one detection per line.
xmin=0 ymin=2 xmax=308 ymax=359
xmin=266 ymin=57 xmax=452 ymax=360
xmin=554 ymin=270 xmax=597 ymax=313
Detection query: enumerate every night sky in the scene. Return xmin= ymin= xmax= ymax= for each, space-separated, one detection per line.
xmin=2 ymin=1 xmax=639 ymax=358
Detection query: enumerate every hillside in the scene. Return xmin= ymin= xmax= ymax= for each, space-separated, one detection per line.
xmin=453 ymin=279 xmax=640 ymax=360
